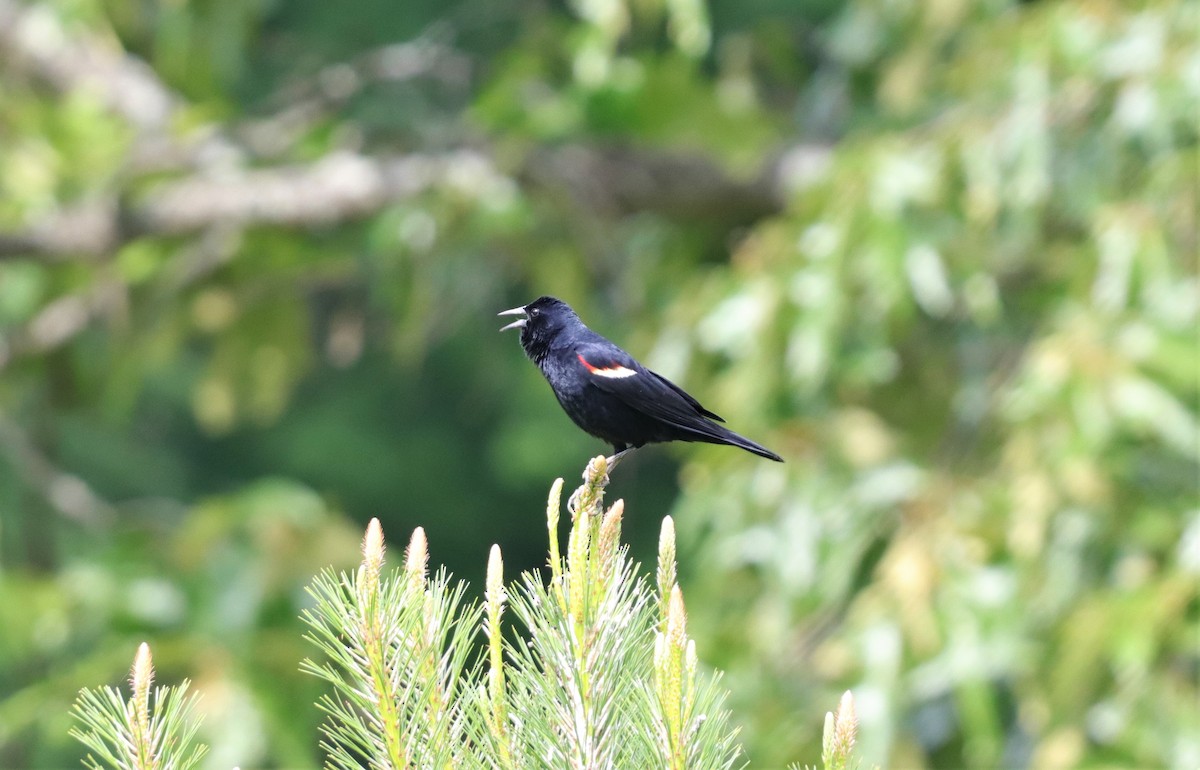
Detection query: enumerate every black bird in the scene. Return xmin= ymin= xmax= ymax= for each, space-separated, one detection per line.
xmin=500 ymin=296 xmax=783 ymax=467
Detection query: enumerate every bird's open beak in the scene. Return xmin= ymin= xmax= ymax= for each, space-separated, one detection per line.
xmin=498 ymin=306 xmax=527 ymax=332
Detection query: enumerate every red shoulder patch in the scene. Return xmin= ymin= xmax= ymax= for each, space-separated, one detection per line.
xmin=577 ymin=353 xmax=637 ymax=379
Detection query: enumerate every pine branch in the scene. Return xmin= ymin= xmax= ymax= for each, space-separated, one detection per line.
xmin=649 ymin=516 xmax=741 ymax=770
xmin=790 ymin=691 xmax=877 ymax=770
xmin=69 ymin=643 xmax=208 ymax=770
xmin=67 ymin=461 xmax=869 ymax=768
xmin=300 ymin=520 xmax=480 ymax=770
xmin=298 ymin=456 xmax=748 ymax=769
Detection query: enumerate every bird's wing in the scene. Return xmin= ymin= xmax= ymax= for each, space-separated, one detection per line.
xmin=574 ymin=342 xmax=724 ymax=426
xmin=648 ymin=370 xmax=724 ymax=422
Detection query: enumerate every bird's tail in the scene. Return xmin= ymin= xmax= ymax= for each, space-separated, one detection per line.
xmin=702 ymin=424 xmax=784 ymax=462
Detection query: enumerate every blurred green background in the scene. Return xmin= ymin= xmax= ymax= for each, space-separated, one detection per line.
xmin=0 ymin=0 xmax=1196 ymax=766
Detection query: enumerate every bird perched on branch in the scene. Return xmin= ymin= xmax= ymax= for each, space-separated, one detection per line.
xmin=500 ymin=296 xmax=783 ymax=468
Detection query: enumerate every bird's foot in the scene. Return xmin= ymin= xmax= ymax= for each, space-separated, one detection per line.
xmin=570 ymin=455 xmax=616 ymax=515
xmin=604 ymin=447 xmax=637 ymax=473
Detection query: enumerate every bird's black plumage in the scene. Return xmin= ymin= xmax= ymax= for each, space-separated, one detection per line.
xmin=499 ymin=296 xmax=783 ymax=463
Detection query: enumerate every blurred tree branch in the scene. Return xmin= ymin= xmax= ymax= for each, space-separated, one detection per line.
xmin=0 ymin=0 xmax=239 ymax=171
xmin=0 ymin=0 xmax=175 ymax=131
xmin=525 ymin=142 xmax=828 ymax=225
xmin=0 ymin=0 xmax=829 ymax=261
xmin=0 ymin=0 xmax=830 ymax=382
xmin=0 ymin=226 xmax=236 ymax=371
xmin=238 ymin=36 xmax=472 ymax=159
xmin=0 ymin=416 xmax=114 ymax=528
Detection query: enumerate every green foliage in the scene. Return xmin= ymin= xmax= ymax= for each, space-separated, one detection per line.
xmin=70 ymin=462 xmax=887 ymax=769
xmin=302 ymin=523 xmax=479 ymax=768
xmin=664 ymin=1 xmax=1199 ymax=765
xmin=2 ymin=0 xmax=1196 ymax=766
xmin=790 ymin=691 xmax=875 ymax=770
xmin=70 ymin=643 xmax=207 ymax=770
xmin=298 ymin=458 xmax=741 ymax=768
xmin=819 ymin=692 xmax=862 ymax=770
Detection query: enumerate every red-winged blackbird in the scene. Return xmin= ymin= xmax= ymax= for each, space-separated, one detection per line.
xmin=500 ymin=296 xmax=783 ymax=466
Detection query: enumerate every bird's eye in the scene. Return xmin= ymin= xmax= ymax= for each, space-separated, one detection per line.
xmin=530 ymin=308 xmax=540 ymax=317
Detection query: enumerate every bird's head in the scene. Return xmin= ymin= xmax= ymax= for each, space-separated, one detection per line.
xmin=498 ymin=296 xmax=580 ymax=361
